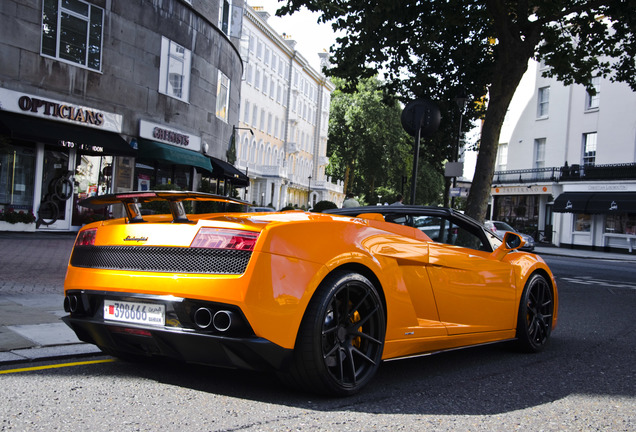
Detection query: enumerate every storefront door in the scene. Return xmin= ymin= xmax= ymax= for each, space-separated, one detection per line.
xmin=36 ymin=145 xmax=75 ymax=230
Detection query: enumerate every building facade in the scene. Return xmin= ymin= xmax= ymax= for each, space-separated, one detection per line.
xmin=492 ymin=60 xmax=636 ymax=252
xmin=0 ymin=0 xmax=243 ymax=232
xmin=236 ymin=5 xmax=343 ymax=210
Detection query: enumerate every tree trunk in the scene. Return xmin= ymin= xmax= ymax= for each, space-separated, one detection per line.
xmin=464 ymin=13 xmax=540 ymax=223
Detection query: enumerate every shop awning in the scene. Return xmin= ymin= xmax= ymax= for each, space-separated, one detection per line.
xmin=209 ymin=157 xmax=249 ymax=187
xmin=0 ymin=111 xmax=136 ymax=156
xmin=586 ymin=192 xmax=636 ymax=214
xmin=137 ymin=139 xmax=213 ymax=173
xmin=553 ymin=192 xmax=593 ymax=213
xmin=553 ymin=192 xmax=636 ymax=214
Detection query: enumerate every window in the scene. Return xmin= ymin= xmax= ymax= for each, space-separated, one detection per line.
xmin=605 ymin=214 xmax=636 ymax=235
xmin=583 ymin=132 xmax=597 ymax=166
xmin=249 ymin=34 xmax=256 ymax=53
xmin=243 ymin=101 xmax=250 ymax=124
xmin=254 ymin=67 xmax=260 ymax=90
xmin=259 ymin=108 xmax=265 ymax=131
xmin=159 ymin=37 xmax=191 ymax=102
xmin=256 ymin=41 xmax=263 ymax=59
xmin=264 ymin=48 xmax=270 ymax=67
xmin=497 ymin=143 xmax=508 ymax=171
xmin=252 ymin=105 xmax=258 ymax=128
xmin=534 ymin=138 xmax=546 ymax=169
xmin=586 ymin=76 xmax=600 ymax=110
xmin=262 ymin=73 xmax=268 ymax=96
xmin=245 ymin=64 xmax=253 ymax=85
xmin=41 ymin=0 xmax=104 ymax=71
xmin=218 ymin=0 xmax=231 ymax=36
xmin=537 ymin=87 xmax=549 ymax=118
xmin=216 ymin=71 xmax=230 ymax=122
xmin=574 ymin=214 xmax=591 ymax=232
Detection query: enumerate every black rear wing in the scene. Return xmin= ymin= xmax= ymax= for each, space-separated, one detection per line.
xmin=80 ymin=191 xmax=249 ymax=224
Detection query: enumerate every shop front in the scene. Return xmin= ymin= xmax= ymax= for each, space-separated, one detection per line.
xmin=553 ymin=187 xmax=636 ymax=252
xmin=134 ymin=120 xmax=212 ymax=192
xmin=0 ymin=88 xmax=135 ymax=232
xmin=490 ymin=185 xmax=554 ymax=241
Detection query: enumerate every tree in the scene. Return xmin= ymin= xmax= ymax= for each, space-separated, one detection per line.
xmin=327 ymin=76 xmax=444 ymax=204
xmin=277 ymin=0 xmax=636 ymax=221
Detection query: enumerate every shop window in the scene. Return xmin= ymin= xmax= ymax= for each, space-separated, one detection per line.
xmin=73 ymin=155 xmax=113 ymax=225
xmin=605 ymin=214 xmax=636 ymax=235
xmin=537 ymin=86 xmax=549 ymax=118
xmin=41 ymin=0 xmax=104 ymax=71
xmin=574 ymin=214 xmax=591 ymax=232
xmin=216 ymin=71 xmax=230 ymax=122
xmin=159 ymin=37 xmax=191 ymax=102
xmin=0 ymin=143 xmax=36 ymax=211
xmin=583 ymin=132 xmax=597 ymax=166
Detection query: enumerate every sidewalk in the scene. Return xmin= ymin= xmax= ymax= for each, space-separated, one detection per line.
xmin=1 ymin=231 xmax=634 ymax=365
xmin=0 ymin=232 xmax=101 ymax=364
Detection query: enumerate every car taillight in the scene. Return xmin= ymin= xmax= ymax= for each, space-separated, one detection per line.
xmin=75 ymin=228 xmax=97 ymax=246
xmin=191 ymin=228 xmax=259 ymax=251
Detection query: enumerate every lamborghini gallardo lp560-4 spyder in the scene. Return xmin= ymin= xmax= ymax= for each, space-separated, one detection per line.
xmin=63 ymin=191 xmax=558 ymax=395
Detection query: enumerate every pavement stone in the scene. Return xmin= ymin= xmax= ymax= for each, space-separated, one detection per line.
xmin=0 ymin=230 xmax=634 ymax=365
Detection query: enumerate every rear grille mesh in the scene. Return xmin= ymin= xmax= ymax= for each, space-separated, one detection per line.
xmin=71 ymin=246 xmax=251 ymax=274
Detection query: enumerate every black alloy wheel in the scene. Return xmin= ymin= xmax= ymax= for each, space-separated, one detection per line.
xmin=285 ymin=271 xmax=386 ymax=396
xmin=516 ymin=273 xmax=554 ymax=352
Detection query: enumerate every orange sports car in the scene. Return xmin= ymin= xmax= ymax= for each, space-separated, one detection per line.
xmin=62 ymin=191 xmax=558 ymax=396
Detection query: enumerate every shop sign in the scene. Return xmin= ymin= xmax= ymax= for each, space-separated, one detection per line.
xmin=139 ymin=120 xmax=201 ymax=152
xmin=0 ymin=88 xmax=122 ymax=133
xmin=491 ymin=185 xmax=552 ymax=195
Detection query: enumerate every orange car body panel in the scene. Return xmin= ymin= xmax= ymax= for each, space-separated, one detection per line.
xmin=64 ymin=210 xmax=558 ymax=360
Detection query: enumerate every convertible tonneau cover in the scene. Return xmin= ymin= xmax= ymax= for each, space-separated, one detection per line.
xmin=80 ymin=191 xmax=249 ymax=224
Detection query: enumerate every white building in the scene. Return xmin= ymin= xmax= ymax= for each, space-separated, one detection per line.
xmin=235 ymin=5 xmax=343 ymax=209
xmin=493 ymin=60 xmax=636 ymax=253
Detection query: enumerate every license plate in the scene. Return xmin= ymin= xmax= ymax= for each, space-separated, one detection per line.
xmin=103 ymin=300 xmax=165 ymax=326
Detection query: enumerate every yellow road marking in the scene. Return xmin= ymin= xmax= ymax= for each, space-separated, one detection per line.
xmin=0 ymin=358 xmax=115 ymax=375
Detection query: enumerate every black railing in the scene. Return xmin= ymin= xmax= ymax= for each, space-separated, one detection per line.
xmin=493 ymin=163 xmax=636 ymax=184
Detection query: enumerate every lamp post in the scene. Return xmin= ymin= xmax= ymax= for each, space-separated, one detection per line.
xmin=451 ymin=91 xmax=467 ymax=208
xmin=308 ymin=175 xmax=312 ymax=208
xmin=229 ymin=126 xmax=254 ymax=164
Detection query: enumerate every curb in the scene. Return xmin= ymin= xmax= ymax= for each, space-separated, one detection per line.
xmin=0 ymin=343 xmax=103 ymax=366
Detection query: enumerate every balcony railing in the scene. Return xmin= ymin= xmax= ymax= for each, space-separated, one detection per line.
xmin=493 ymin=163 xmax=636 ymax=184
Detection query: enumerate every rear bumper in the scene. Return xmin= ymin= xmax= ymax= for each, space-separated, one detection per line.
xmin=61 ymin=290 xmax=293 ymax=371
xmin=63 ymin=316 xmax=292 ymax=371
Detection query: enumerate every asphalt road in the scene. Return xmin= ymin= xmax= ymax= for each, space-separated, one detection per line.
xmin=1 ymin=254 xmax=634 ymax=431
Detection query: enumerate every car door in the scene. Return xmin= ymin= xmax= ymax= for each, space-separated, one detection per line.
xmin=423 ymin=217 xmax=517 ymax=335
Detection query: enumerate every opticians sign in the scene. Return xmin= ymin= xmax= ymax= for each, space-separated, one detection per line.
xmin=0 ymin=87 xmax=122 ymax=133
xmin=139 ymin=120 xmax=201 ymax=152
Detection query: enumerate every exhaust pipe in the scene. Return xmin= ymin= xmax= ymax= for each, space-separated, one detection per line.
xmin=64 ymin=295 xmax=80 ymax=313
xmin=193 ymin=307 xmax=213 ymax=329
xmin=212 ymin=310 xmax=235 ymax=332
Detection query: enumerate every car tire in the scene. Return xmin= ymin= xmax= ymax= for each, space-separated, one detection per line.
xmin=282 ymin=270 xmax=386 ymax=396
xmin=515 ymin=273 xmax=554 ymax=353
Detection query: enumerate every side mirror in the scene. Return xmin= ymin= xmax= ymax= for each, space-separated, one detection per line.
xmin=491 ymin=231 xmax=525 ymax=260
xmin=504 ymin=231 xmax=524 ymax=249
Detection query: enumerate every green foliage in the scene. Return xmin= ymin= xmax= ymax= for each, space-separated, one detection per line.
xmin=277 ymin=0 xmax=635 ymax=220
xmin=312 ymin=200 xmax=338 ymax=212
xmin=327 ymin=76 xmax=443 ymax=204
xmin=0 ymin=208 xmax=36 ymax=224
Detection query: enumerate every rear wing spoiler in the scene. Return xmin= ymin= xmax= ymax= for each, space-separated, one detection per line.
xmin=80 ymin=191 xmax=249 ymax=224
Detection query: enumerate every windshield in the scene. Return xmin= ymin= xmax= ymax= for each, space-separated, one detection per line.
xmin=492 ymin=221 xmax=515 ymax=232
